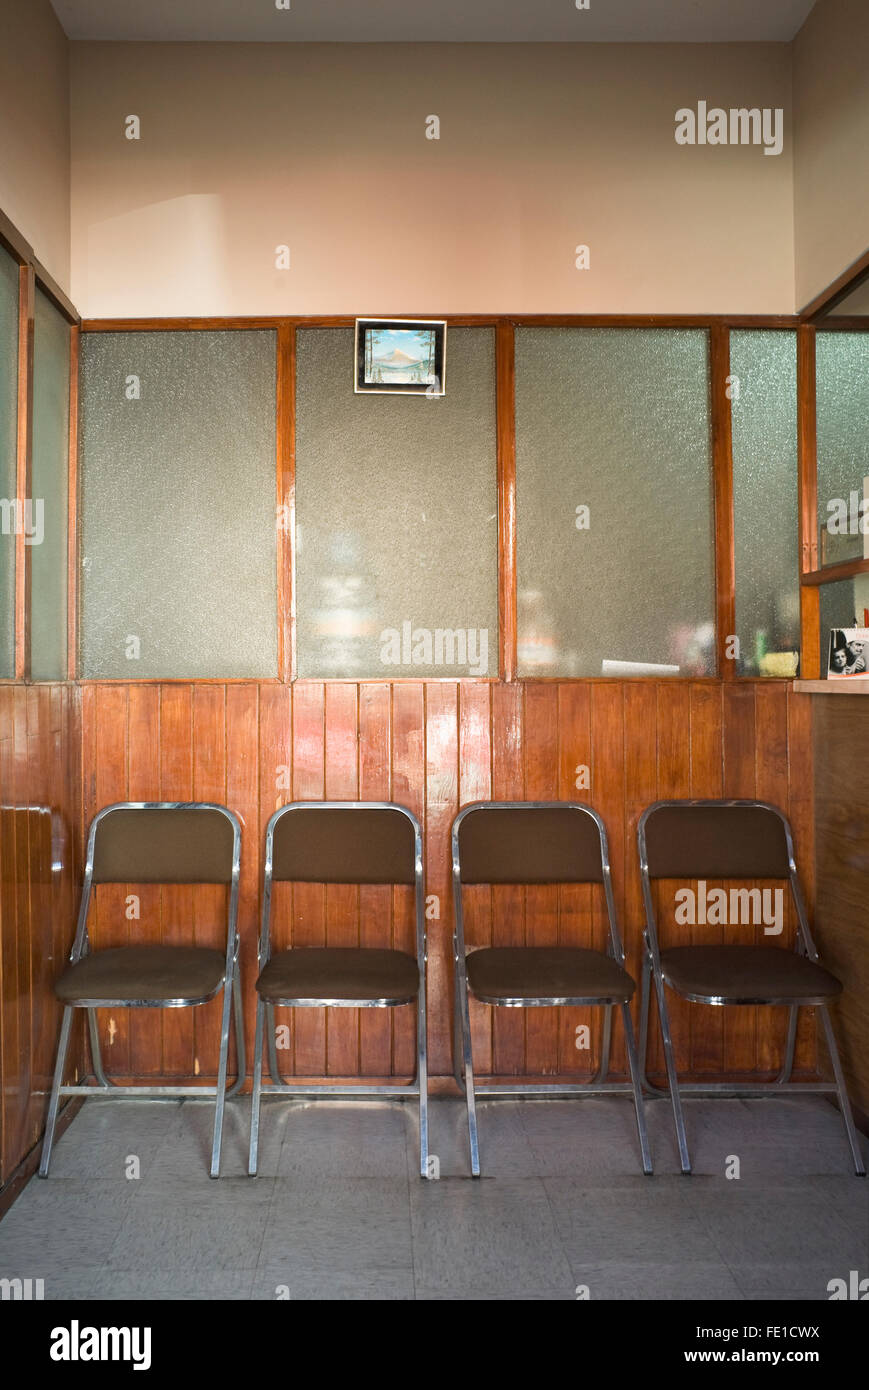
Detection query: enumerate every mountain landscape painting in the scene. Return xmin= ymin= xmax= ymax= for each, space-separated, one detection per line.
xmin=355 ymin=319 xmax=446 ymax=394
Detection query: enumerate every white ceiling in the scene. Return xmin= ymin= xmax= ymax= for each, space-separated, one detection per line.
xmin=50 ymin=0 xmax=818 ymax=44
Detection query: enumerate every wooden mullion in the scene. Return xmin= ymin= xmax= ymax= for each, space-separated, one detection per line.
xmin=711 ymin=325 xmax=736 ymax=678
xmin=797 ymin=325 xmax=820 ymax=679
xmin=15 ymin=265 xmax=34 ymax=680
xmin=276 ymin=323 xmax=295 ymax=683
xmin=66 ymin=324 xmax=79 ymax=679
xmin=496 ymin=321 xmax=517 ymax=682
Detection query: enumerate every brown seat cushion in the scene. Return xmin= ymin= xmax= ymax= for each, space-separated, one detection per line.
xmin=256 ymin=948 xmax=419 ymax=1004
xmin=466 ymin=947 xmax=634 ymax=1004
xmin=661 ymin=945 xmax=842 ymax=1004
xmin=55 ymin=946 xmax=226 ymax=1005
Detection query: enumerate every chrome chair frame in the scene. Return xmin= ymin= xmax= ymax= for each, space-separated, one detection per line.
xmin=452 ymin=800 xmax=652 ymax=1177
xmin=39 ymin=801 xmax=245 ymax=1180
xmin=638 ymin=797 xmax=865 ymax=1176
xmin=248 ymin=801 xmax=428 ymax=1177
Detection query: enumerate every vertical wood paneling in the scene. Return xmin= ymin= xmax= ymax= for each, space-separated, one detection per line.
xmin=158 ymin=685 xmax=193 ymax=1078
xmin=92 ymin=684 xmax=130 ymax=1078
xmin=688 ymin=682 xmax=725 ymax=1073
xmin=457 ymin=684 xmax=493 ymax=1075
xmin=787 ymin=687 xmax=817 ymax=1075
xmin=490 ymin=682 xmax=525 ymax=1074
xmin=358 ymin=682 xmax=392 ymax=1076
xmin=424 ymin=684 xmax=459 ymax=1077
xmin=655 ymin=685 xmax=694 ymax=1076
xmin=722 ymin=683 xmax=758 ymax=1073
xmin=12 ymin=688 xmax=31 ymax=1162
xmin=557 ymin=683 xmax=594 ymax=1074
xmin=127 ymin=683 xmax=162 ymax=1076
xmin=812 ymin=694 xmax=869 ymax=1114
xmin=225 ymin=685 xmax=259 ymax=1082
xmin=258 ymin=682 xmax=292 ymax=1074
xmin=0 ymin=683 xmax=82 ymax=1189
xmin=623 ymin=682 xmax=658 ymax=1075
xmin=523 ymin=684 xmax=559 ymax=1075
xmin=69 ymin=677 xmax=817 ymax=1089
xmin=2 ymin=690 xmax=23 ymax=1163
xmin=390 ymin=683 xmax=425 ymax=1077
xmin=290 ymin=682 xmax=326 ymax=1075
xmin=591 ymin=684 xmax=626 ymax=1074
xmin=191 ymin=684 xmax=228 ymax=1081
xmin=754 ymin=683 xmax=792 ymax=1073
xmin=324 ymin=683 xmax=360 ymax=1076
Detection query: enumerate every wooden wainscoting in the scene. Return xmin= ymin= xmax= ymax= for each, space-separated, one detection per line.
xmin=77 ymin=679 xmax=818 ymax=1088
xmin=0 ymin=683 xmax=82 ymax=1189
xmin=813 ymin=695 xmax=869 ymax=1119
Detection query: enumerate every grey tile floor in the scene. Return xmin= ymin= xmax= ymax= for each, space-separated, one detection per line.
xmin=1 ymin=1094 xmax=866 ymax=1300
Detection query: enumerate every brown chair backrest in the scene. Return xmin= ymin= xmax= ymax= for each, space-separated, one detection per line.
xmin=269 ymin=805 xmax=417 ymax=885
xmin=455 ymin=804 xmax=605 ymax=884
xmin=91 ymin=806 xmax=237 ymax=884
xmin=640 ymin=802 xmax=792 ymax=880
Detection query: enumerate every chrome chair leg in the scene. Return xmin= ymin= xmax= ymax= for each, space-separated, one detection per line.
xmin=209 ymin=970 xmax=235 ymax=1179
xmin=248 ymin=999 xmax=267 ymax=1176
xmin=87 ymin=1009 xmax=113 ymax=1088
xmin=639 ymin=945 xmax=667 ymax=1098
xmin=593 ymin=1004 xmax=613 ymax=1083
xmin=621 ymin=1001 xmax=653 ymax=1175
xmin=227 ymin=961 xmax=246 ymax=1099
xmin=417 ymin=996 xmax=429 ymax=1178
xmin=452 ymin=957 xmax=466 ymax=1094
xmin=455 ymin=959 xmax=480 ymax=1177
xmin=819 ymin=1005 xmax=866 ymax=1177
xmin=653 ymin=971 xmax=692 ymax=1174
xmin=39 ymin=1007 xmax=74 ymax=1178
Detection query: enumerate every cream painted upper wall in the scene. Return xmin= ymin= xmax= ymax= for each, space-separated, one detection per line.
xmin=70 ymin=42 xmax=795 ymax=317
xmin=793 ymin=0 xmax=869 ymax=309
xmin=0 ymin=0 xmax=70 ymax=288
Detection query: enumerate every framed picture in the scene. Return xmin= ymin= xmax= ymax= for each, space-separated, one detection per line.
xmin=827 ymin=627 xmax=869 ymax=679
xmin=354 ymin=318 xmax=446 ymax=396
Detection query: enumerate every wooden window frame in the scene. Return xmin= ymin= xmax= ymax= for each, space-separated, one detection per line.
xmin=796 ymin=248 xmax=869 ymax=679
xmin=78 ymin=312 xmax=802 ymax=686
xmin=0 ymin=207 xmax=79 ymax=684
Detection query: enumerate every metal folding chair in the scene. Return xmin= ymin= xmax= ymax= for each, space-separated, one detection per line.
xmin=39 ymin=802 xmax=244 ymax=1179
xmin=452 ymin=801 xmax=652 ymax=1177
xmin=248 ymin=801 xmax=428 ymax=1177
xmin=637 ymin=798 xmax=865 ymax=1176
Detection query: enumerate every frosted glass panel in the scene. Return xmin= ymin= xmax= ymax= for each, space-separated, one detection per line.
xmin=515 ymin=328 xmax=715 ymax=677
xmin=295 ymin=327 xmax=498 ymax=678
xmin=31 ymin=289 xmax=70 ymax=680
xmin=730 ymin=331 xmax=800 ymax=676
xmin=816 ymin=333 xmax=869 ymax=569
xmin=80 ymin=331 xmax=277 ymax=678
xmin=0 ymin=245 xmax=17 ymax=677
